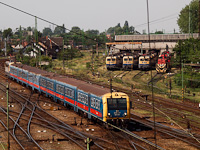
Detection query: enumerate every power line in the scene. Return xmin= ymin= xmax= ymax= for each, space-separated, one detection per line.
xmin=0 ymin=1 xmax=100 ymax=45
xmin=135 ymin=13 xmax=178 ymax=28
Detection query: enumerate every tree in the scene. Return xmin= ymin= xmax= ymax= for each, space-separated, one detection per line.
xmin=85 ymin=30 xmax=99 ymax=36
xmin=54 ymin=26 xmax=63 ymax=35
xmin=54 ymin=24 xmax=66 ymax=35
xmin=177 ymin=0 xmax=198 ymax=33
xmin=155 ymin=31 xmax=164 ymax=34
xmin=27 ymin=26 xmax=32 ymax=31
xmin=3 ymin=28 xmax=13 ymax=38
xmin=123 ymin=20 xmax=129 ymax=34
xmin=129 ymin=26 xmax=135 ymax=34
xmin=42 ymin=27 xmax=53 ymax=36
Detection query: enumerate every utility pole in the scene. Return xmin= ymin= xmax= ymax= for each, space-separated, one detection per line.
xmin=92 ymin=48 xmax=94 ymax=76
xmin=199 ymin=0 xmax=200 ymax=39
xmin=6 ymin=82 xmax=10 ymax=150
xmin=4 ymin=38 xmax=7 ymax=57
xmin=146 ymin=0 xmax=157 ymax=147
xmin=189 ymin=3 xmax=191 ymax=36
xmin=146 ymin=0 xmax=151 ymax=52
xmin=35 ymin=16 xmax=40 ymax=67
xmin=182 ymin=62 xmax=184 ymax=102
xmin=63 ymin=40 xmax=65 ymax=70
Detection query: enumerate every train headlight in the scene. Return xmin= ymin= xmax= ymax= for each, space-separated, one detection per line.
xmin=124 ymin=113 xmax=127 ymax=116
xmin=108 ymin=113 xmax=111 ymax=116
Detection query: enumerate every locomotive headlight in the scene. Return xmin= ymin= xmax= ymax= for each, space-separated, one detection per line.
xmin=124 ymin=113 xmax=127 ymax=116
xmin=108 ymin=113 xmax=111 ymax=116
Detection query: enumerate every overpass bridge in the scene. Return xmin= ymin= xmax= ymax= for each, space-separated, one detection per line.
xmin=106 ymin=33 xmax=198 ymax=54
xmin=115 ymin=33 xmax=199 ymax=42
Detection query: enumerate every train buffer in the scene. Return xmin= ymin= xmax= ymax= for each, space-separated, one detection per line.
xmin=141 ymin=94 xmax=149 ymax=102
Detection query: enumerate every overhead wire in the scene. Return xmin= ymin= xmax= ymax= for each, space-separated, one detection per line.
xmin=134 ymin=13 xmax=178 ymax=28
xmin=0 ymin=1 xmax=100 ymax=45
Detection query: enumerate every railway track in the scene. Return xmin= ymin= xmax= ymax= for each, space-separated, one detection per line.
xmin=0 ymin=81 xmax=167 ymax=150
xmin=0 ymin=61 xmax=168 ymax=150
xmin=132 ymin=71 xmax=147 ymax=79
xmin=130 ymin=113 xmax=200 ymax=149
xmin=147 ymin=73 xmax=163 ymax=85
xmin=0 ymin=59 xmax=199 ymax=149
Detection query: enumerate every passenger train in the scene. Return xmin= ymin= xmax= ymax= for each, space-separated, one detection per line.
xmin=5 ymin=61 xmax=131 ymax=126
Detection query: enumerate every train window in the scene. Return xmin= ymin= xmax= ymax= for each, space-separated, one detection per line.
xmin=65 ymin=87 xmax=74 ymax=99
xmin=107 ymin=59 xmax=111 ymax=61
xmin=129 ymin=58 xmax=133 ymax=61
xmin=47 ymin=81 xmax=54 ymax=90
xmin=145 ymin=59 xmax=149 ymax=61
xmin=18 ymin=70 xmax=22 ymax=77
xmin=56 ymin=84 xmax=64 ymax=94
xmin=78 ymin=92 xmax=88 ymax=104
xmin=10 ymin=68 xmax=14 ymax=74
xmin=22 ymin=72 xmax=26 ymax=78
xmin=85 ymin=95 xmax=88 ymax=104
xmin=14 ymin=68 xmax=17 ymax=75
xmin=112 ymin=59 xmax=115 ymax=61
xmin=124 ymin=58 xmax=128 ymax=61
xmin=107 ymin=98 xmax=127 ymax=110
xmin=91 ymin=97 xmax=95 ymax=108
xmin=33 ymin=75 xmax=39 ymax=84
xmin=32 ymin=75 xmax=36 ymax=83
xmin=78 ymin=92 xmax=81 ymax=102
xmin=40 ymin=78 xmax=46 ymax=87
xmin=140 ymin=59 xmax=144 ymax=61
xmin=29 ymin=74 xmax=33 ymax=82
xmin=96 ymin=99 xmax=100 ymax=110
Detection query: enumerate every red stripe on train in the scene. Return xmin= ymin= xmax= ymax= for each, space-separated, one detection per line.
xmin=47 ymin=89 xmax=55 ymax=95
xmin=77 ymin=102 xmax=88 ymax=111
xmin=40 ymin=86 xmax=46 ymax=91
xmin=65 ymin=97 xmax=74 ymax=104
xmin=90 ymin=108 xmax=102 ymax=117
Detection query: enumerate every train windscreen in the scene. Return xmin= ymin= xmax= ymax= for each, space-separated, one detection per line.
xmin=107 ymin=98 xmax=127 ymax=110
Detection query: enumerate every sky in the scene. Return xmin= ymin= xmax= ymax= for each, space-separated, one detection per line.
xmin=0 ymin=0 xmax=192 ymax=34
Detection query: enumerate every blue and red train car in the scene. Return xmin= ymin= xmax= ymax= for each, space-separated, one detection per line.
xmin=5 ymin=62 xmax=131 ymax=126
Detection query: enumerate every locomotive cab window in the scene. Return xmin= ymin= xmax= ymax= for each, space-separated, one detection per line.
xmin=107 ymin=98 xmax=127 ymax=110
xmin=112 ymin=59 xmax=115 ymax=61
xmin=124 ymin=58 xmax=128 ymax=61
xmin=129 ymin=58 xmax=133 ymax=61
xmin=107 ymin=58 xmax=111 ymax=61
xmin=140 ymin=59 xmax=144 ymax=61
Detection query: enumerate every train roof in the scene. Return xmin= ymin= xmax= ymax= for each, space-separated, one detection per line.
xmin=11 ymin=63 xmax=110 ymax=97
